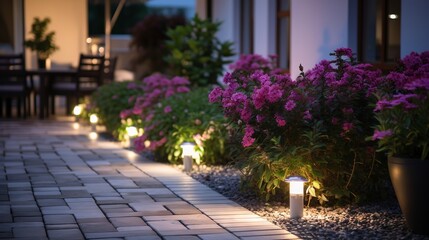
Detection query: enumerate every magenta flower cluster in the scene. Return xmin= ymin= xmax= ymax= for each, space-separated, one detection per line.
xmin=119 ymin=73 xmax=190 ymax=152
xmin=120 ymin=73 xmax=190 ymax=121
xmin=210 ymin=48 xmax=382 ymax=148
xmin=371 ymin=51 xmax=429 ymax=160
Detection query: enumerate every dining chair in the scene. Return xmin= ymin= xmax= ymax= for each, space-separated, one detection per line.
xmin=0 ymin=54 xmax=31 ymax=118
xmin=49 ymin=54 xmax=105 ymax=115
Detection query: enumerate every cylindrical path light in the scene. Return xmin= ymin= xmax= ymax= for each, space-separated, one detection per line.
xmin=285 ymin=175 xmax=308 ymax=219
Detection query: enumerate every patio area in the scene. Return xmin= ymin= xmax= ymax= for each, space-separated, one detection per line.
xmin=0 ymin=118 xmax=298 ymax=240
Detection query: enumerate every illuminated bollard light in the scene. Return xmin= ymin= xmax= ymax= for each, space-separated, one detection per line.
xmin=285 ymin=176 xmax=308 ymax=219
xmin=89 ymin=114 xmax=98 ymax=132
xmin=126 ymin=126 xmax=138 ymax=148
xmin=73 ymin=105 xmax=82 ymax=122
xmin=181 ymin=142 xmax=195 ymax=172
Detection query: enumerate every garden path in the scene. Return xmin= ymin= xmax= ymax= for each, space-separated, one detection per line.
xmin=0 ymin=118 xmax=299 ymax=240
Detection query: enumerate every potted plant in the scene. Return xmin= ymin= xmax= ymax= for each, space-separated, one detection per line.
xmin=24 ymin=17 xmax=59 ymax=69
xmin=371 ymin=51 xmax=429 ymax=235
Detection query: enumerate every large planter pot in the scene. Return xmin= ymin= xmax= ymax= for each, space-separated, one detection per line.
xmin=388 ymin=156 xmax=429 ymax=235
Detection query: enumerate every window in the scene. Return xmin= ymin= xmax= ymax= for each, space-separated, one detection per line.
xmin=358 ymin=0 xmax=401 ymax=66
xmin=240 ymin=0 xmax=253 ymax=54
xmin=276 ymin=0 xmax=290 ymax=71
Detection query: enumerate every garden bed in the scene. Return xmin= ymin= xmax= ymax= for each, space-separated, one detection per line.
xmin=175 ymin=164 xmax=428 ymax=240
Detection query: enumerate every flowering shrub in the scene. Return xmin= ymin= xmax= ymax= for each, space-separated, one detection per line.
xmin=134 ymin=87 xmax=230 ymax=165
xmin=92 ymin=81 xmax=143 ymax=140
xmin=120 ymin=73 xmax=190 ymax=121
xmin=210 ymin=50 xmax=387 ymax=204
xmin=372 ymin=51 xmax=429 ymax=160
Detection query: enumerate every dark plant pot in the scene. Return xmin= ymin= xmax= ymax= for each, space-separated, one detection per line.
xmin=388 ymin=156 xmax=429 ymax=235
xmin=37 ymin=58 xmax=46 ymax=69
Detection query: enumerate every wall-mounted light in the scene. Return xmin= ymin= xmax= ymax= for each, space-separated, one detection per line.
xmin=285 ymin=175 xmax=308 ymax=218
xmin=389 ymin=14 xmax=398 ymax=20
xmin=180 ymin=142 xmax=195 ymax=172
xmin=89 ymin=114 xmax=98 ymax=132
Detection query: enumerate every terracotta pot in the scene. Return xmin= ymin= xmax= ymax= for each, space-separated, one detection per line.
xmin=388 ymin=156 xmax=429 ymax=235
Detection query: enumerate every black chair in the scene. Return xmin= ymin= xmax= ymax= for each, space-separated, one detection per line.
xmin=103 ymin=56 xmax=117 ymax=83
xmin=49 ymin=54 xmax=105 ymax=115
xmin=0 ymin=54 xmax=31 ymax=118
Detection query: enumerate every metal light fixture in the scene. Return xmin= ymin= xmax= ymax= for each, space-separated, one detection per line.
xmin=125 ymin=126 xmax=138 ymax=148
xmin=285 ymin=175 xmax=308 ymax=219
xmin=73 ymin=105 xmax=82 ymax=122
xmin=89 ymin=113 xmax=98 ymax=132
xmin=180 ymin=142 xmax=195 ymax=172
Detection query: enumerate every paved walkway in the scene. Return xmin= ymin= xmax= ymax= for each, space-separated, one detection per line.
xmin=0 ymin=118 xmax=299 ymax=240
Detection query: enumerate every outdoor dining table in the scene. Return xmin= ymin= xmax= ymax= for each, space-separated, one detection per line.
xmin=26 ymin=68 xmax=77 ymax=119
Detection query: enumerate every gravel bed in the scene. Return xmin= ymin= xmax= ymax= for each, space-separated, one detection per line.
xmin=176 ymin=164 xmax=429 ymax=240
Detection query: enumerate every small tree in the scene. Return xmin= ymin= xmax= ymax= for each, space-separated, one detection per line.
xmin=165 ymin=15 xmax=235 ymax=87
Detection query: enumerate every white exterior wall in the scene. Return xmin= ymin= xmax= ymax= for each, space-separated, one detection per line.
xmin=253 ymin=0 xmax=276 ymax=57
xmin=212 ymin=0 xmax=240 ymax=57
xmin=24 ymin=0 xmax=87 ymax=69
xmin=290 ymin=0 xmax=350 ymax=78
xmin=401 ymin=0 xmax=429 ymax=57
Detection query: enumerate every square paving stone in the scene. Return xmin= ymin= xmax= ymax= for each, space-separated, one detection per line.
xmin=46 ymin=224 xmax=79 ymax=230
xmin=109 ymin=217 xmax=146 ymax=227
xmin=79 ymin=222 xmax=117 ymax=233
xmin=13 ymin=226 xmax=46 ymax=238
xmin=48 ymin=228 xmax=84 ymax=240
xmin=37 ymin=199 xmax=67 ymax=207
xmin=163 ymin=237 xmax=201 ymax=240
xmin=14 ymin=216 xmax=43 ymax=222
xmin=44 ymin=214 xmax=76 ymax=224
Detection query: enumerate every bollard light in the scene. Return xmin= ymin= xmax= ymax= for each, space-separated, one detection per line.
xmin=89 ymin=114 xmax=98 ymax=132
xmin=180 ymin=142 xmax=195 ymax=172
xmin=285 ymin=176 xmax=308 ymax=219
xmin=73 ymin=105 xmax=82 ymax=122
xmin=125 ymin=126 xmax=138 ymax=148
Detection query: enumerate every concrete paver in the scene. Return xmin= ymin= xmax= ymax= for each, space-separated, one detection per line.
xmin=0 ymin=119 xmax=299 ymax=239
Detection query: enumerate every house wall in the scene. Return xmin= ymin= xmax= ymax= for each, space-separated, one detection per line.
xmin=290 ymin=0 xmax=350 ymax=78
xmin=401 ymin=0 xmax=429 ymax=57
xmin=253 ymin=0 xmax=276 ymax=57
xmin=24 ymin=0 xmax=87 ymax=69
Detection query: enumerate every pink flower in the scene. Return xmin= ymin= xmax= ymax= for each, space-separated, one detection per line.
xmin=303 ymin=110 xmax=312 ymax=120
xmin=284 ymin=100 xmax=296 ymax=111
xmin=342 ymin=122 xmax=353 ymax=132
xmin=275 ymin=114 xmax=286 ymax=127
xmin=209 ymin=87 xmax=224 ymax=103
xmin=372 ymin=129 xmax=393 ymax=140
xmin=242 ymin=125 xmax=255 ymax=147
xmin=164 ymin=106 xmax=172 ymax=113
xmin=334 ymin=48 xmax=353 ymax=58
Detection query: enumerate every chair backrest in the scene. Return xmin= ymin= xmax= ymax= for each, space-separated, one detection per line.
xmin=77 ymin=54 xmax=105 ymax=86
xmin=0 ymin=54 xmax=27 ymax=91
xmin=103 ymin=56 xmax=117 ymax=82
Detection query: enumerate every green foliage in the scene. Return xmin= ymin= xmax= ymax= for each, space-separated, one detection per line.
xmin=140 ymin=87 xmax=230 ymax=165
xmin=91 ymin=81 xmax=143 ymax=141
xmin=165 ymin=15 xmax=235 ymax=86
xmin=24 ymin=17 xmax=58 ymax=59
